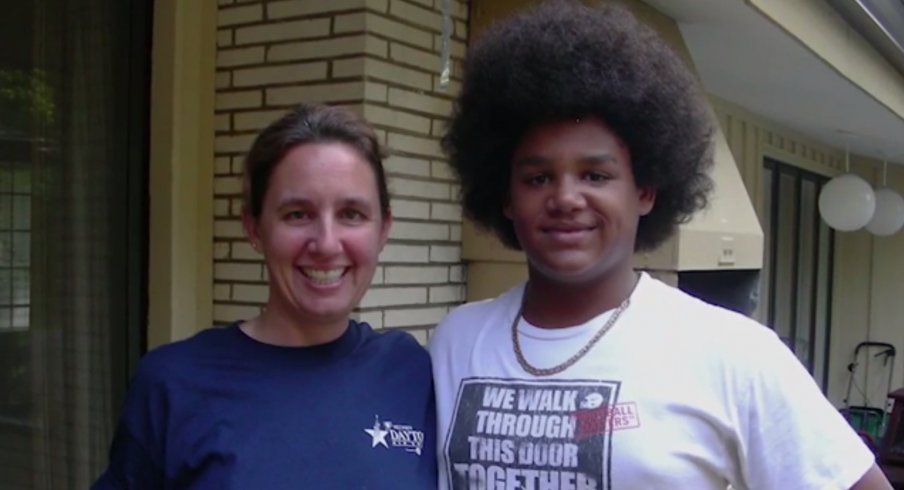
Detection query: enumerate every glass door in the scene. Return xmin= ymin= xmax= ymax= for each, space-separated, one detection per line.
xmin=0 ymin=0 xmax=150 ymax=487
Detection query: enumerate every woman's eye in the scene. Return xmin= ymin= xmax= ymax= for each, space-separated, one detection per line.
xmin=285 ymin=210 xmax=308 ymax=221
xmin=341 ymin=209 xmax=365 ymax=221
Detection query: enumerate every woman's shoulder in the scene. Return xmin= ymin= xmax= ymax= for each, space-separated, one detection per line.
xmin=134 ymin=326 xmax=237 ymax=383
xmin=356 ymin=320 xmax=429 ymax=360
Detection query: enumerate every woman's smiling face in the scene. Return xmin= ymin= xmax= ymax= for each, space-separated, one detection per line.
xmin=245 ymin=142 xmax=391 ymax=327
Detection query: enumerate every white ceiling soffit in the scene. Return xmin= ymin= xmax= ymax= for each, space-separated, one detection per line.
xmin=642 ymin=0 xmax=904 ymax=164
xmin=830 ymin=0 xmax=904 ymax=76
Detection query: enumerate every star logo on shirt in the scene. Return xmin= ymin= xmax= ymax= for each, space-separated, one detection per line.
xmin=363 ymin=415 xmax=425 ymax=455
xmin=365 ymin=416 xmax=390 ymax=448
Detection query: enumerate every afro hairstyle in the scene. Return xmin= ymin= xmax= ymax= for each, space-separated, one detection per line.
xmin=442 ymin=0 xmax=714 ymax=251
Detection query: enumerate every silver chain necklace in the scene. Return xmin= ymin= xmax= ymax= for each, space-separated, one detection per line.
xmin=511 ymin=297 xmax=631 ymax=377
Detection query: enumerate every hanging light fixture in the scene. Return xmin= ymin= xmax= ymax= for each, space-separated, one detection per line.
xmin=866 ymin=156 xmax=904 ymax=236
xmin=818 ymin=136 xmax=876 ymax=231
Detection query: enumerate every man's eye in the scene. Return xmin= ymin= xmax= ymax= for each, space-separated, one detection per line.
xmin=526 ymin=174 xmax=550 ymax=186
xmin=285 ymin=210 xmax=308 ymax=220
xmin=585 ymin=172 xmax=609 ymax=182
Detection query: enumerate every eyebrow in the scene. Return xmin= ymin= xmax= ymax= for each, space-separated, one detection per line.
xmin=579 ymin=154 xmax=619 ymax=166
xmin=512 ymin=153 xmax=619 ymax=167
xmin=338 ymin=197 xmax=375 ymax=210
xmin=275 ymin=197 xmax=311 ymax=209
xmin=275 ymin=196 xmax=374 ymax=209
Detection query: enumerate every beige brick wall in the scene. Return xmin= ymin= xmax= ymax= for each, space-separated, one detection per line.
xmin=214 ymin=0 xmax=469 ymax=343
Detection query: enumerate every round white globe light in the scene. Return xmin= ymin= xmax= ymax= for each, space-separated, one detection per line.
xmin=865 ymin=187 xmax=904 ymax=236
xmin=818 ymin=173 xmax=876 ymax=231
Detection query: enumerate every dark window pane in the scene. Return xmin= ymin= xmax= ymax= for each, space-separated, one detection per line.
xmin=763 ymin=158 xmax=834 ymax=391
xmin=773 ymin=171 xmax=797 ymax=346
xmin=758 ymin=166 xmax=774 ymax=324
xmin=794 ymin=180 xmax=816 ymax=367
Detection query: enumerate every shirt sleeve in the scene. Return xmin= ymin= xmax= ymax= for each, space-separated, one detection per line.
xmin=91 ymin=423 xmax=164 ymax=489
xmin=735 ymin=330 xmax=875 ymax=490
xmin=91 ymin=360 xmax=166 ymax=489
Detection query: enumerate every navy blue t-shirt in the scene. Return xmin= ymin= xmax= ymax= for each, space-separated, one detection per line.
xmin=93 ymin=321 xmax=437 ymax=489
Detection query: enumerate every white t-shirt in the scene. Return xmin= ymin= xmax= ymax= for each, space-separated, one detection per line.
xmin=428 ymin=273 xmax=874 ymax=490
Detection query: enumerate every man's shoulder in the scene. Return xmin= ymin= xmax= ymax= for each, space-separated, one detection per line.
xmin=429 ymin=283 xmax=523 ymax=354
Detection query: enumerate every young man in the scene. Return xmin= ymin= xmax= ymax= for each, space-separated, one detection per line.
xmin=429 ymin=2 xmax=891 ymax=489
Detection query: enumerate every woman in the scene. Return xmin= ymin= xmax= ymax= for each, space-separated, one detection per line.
xmin=429 ymin=2 xmax=891 ymax=489
xmin=94 ymin=104 xmax=436 ymax=488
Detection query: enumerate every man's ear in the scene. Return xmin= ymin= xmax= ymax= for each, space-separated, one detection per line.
xmin=638 ymin=186 xmax=656 ymax=216
xmin=503 ymin=200 xmax=513 ymax=220
xmin=241 ymin=207 xmax=263 ymax=254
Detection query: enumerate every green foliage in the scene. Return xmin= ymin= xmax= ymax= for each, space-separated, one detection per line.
xmin=0 ymin=69 xmax=56 ymax=131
